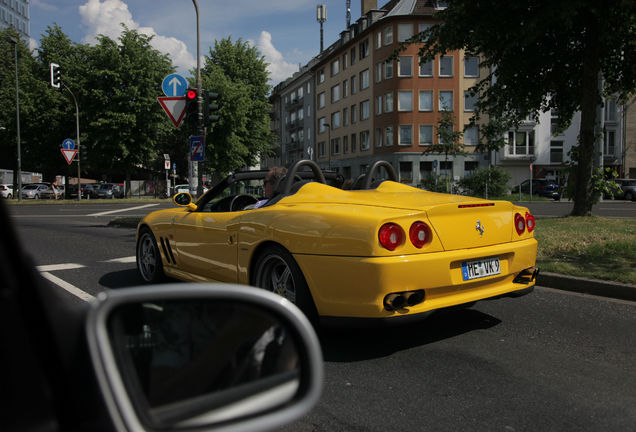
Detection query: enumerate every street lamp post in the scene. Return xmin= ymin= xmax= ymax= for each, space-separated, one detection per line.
xmin=191 ymin=0 xmax=204 ymax=197
xmin=6 ymin=37 xmax=22 ymax=202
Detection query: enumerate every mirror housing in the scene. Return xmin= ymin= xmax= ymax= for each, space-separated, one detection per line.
xmin=173 ymin=192 xmax=197 ymax=211
xmin=86 ymin=283 xmax=323 ymax=432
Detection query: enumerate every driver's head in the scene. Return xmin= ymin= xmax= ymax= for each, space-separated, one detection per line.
xmin=264 ymin=166 xmax=287 ymax=198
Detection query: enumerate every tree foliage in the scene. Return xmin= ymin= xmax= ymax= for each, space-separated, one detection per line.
xmin=403 ymin=0 xmax=636 ymax=215
xmin=200 ymin=37 xmax=275 ymax=175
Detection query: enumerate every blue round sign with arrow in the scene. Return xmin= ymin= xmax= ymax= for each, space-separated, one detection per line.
xmin=162 ymin=73 xmax=187 ymax=97
xmin=62 ymin=138 xmax=75 ymax=150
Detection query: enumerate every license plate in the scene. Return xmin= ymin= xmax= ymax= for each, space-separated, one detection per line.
xmin=461 ymin=257 xmax=501 ymax=281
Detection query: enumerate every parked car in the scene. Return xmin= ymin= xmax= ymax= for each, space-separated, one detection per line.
xmin=610 ymin=179 xmax=636 ymax=201
xmin=0 ymin=198 xmax=323 ymax=431
xmin=137 ymin=160 xmax=538 ymax=325
xmin=20 ymin=183 xmax=59 ymax=200
xmin=68 ymin=183 xmax=99 ymax=199
xmin=95 ymin=182 xmax=124 ymax=199
xmin=174 ymin=184 xmax=191 ymax=194
xmin=0 ymin=184 xmax=13 ymax=199
xmin=512 ymin=179 xmax=561 ymax=200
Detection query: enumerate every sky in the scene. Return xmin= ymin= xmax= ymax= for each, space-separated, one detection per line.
xmin=28 ymin=0 xmax=366 ymax=86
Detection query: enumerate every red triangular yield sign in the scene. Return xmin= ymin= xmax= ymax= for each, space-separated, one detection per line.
xmin=158 ymin=96 xmax=186 ymax=127
xmin=61 ymin=149 xmax=77 ymax=164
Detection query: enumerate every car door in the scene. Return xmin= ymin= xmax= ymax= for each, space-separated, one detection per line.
xmin=171 ymin=210 xmax=240 ymax=283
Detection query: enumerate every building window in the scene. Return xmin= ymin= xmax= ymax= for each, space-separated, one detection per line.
xmin=319 ymin=141 xmax=326 ymax=157
xmin=507 ymin=130 xmax=535 ymax=156
xmin=359 ymin=39 xmax=369 ymax=59
xmin=331 ymin=59 xmax=340 ymax=76
xmin=375 ymin=128 xmax=383 ymax=148
xmin=318 ymin=92 xmax=326 ymax=109
xmin=360 ymin=69 xmax=370 ymax=89
xmin=439 ymin=56 xmax=453 ymax=77
xmin=419 ymin=125 xmax=433 ymax=146
xmin=464 ymin=161 xmax=479 ymax=176
xmin=343 ymin=79 xmax=349 ymax=98
xmin=439 ymin=91 xmax=453 ymax=111
xmin=307 ymin=83 xmax=311 ymax=94
xmin=361 ymin=100 xmax=370 ymax=120
xmin=351 ymin=133 xmax=357 ymax=152
xmin=419 ymin=90 xmax=433 ymax=111
xmin=343 ymin=135 xmax=349 ymax=153
xmin=399 ymin=125 xmax=413 ymax=146
xmin=343 ymin=53 xmax=348 ymax=70
xmin=298 ymin=108 xmax=304 ymax=120
xmin=331 ymin=111 xmax=341 ymax=129
xmin=398 ymin=91 xmax=413 ymax=111
xmin=307 ymin=105 xmax=311 ymax=117
xmin=440 ymin=161 xmax=453 ymax=179
xmin=385 ymin=92 xmax=394 ymax=112
xmin=298 ymin=86 xmax=304 ymax=98
xmin=464 ymin=91 xmax=478 ymax=111
xmin=397 ymin=23 xmax=413 ymax=42
xmin=604 ymin=130 xmax=616 ymax=155
xmin=385 ymin=126 xmax=394 ymax=147
xmin=351 ymin=47 xmax=356 ymax=65
xmin=464 ymin=126 xmax=478 ymax=146
xmin=385 ymin=60 xmax=394 ymax=79
xmin=360 ymin=130 xmax=370 ymax=150
xmin=351 ymin=75 xmax=357 ymax=94
xmin=376 ymin=62 xmax=383 ymax=82
xmin=318 ymin=68 xmax=325 ymax=83
xmin=419 ymin=58 xmax=433 ymax=77
xmin=332 ymin=137 xmax=341 ymax=155
xmin=550 ymin=109 xmax=561 ymax=135
xmin=351 ymin=104 xmax=357 ymax=123
xmin=464 ymin=56 xmax=479 ymax=77
xmin=420 ymin=161 xmax=433 ymax=179
xmin=331 ymin=84 xmax=341 ymax=103
xmin=376 ymin=95 xmax=383 ymax=115
xmin=319 ymin=117 xmax=326 ymax=133
xmin=376 ymin=31 xmax=382 ymax=49
xmin=384 ymin=25 xmax=393 ymax=45
xmin=551 ymin=140 xmax=564 ymax=163
xmin=400 ymin=161 xmax=413 ymax=183
xmin=343 ymin=107 xmax=349 ymax=126
xmin=419 ymin=23 xmax=433 ymax=33
xmin=398 ymin=56 xmax=413 ymax=77
xmin=605 ymin=98 xmax=617 ymax=122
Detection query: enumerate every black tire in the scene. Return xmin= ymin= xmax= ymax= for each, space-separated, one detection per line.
xmin=136 ymin=227 xmax=165 ymax=283
xmin=625 ymin=191 xmax=633 ymax=201
xmin=252 ymin=244 xmax=318 ymax=323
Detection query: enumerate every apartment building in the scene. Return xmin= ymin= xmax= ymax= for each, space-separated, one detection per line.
xmin=0 ymin=0 xmax=29 ymax=40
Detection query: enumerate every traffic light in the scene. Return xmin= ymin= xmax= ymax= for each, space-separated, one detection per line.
xmin=203 ymin=90 xmax=220 ymax=126
xmin=184 ymin=88 xmax=199 ymax=128
xmin=50 ymin=63 xmax=61 ymax=88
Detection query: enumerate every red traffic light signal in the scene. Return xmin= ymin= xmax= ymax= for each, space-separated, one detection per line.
xmin=185 ymin=89 xmax=198 ymax=100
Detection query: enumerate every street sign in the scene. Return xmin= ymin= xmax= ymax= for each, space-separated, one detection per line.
xmin=162 ymin=74 xmax=188 ymax=97
xmin=164 ymin=160 xmax=170 ymax=170
xmin=62 ymin=138 xmax=75 ymax=150
xmin=61 ymin=148 xmax=77 ymax=164
xmin=157 ymin=97 xmax=186 ymax=127
xmin=190 ymin=135 xmax=205 ymax=161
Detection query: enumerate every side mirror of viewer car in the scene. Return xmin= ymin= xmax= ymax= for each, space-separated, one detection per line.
xmin=173 ymin=192 xmax=198 ymax=211
xmin=86 ymin=283 xmax=323 ymax=432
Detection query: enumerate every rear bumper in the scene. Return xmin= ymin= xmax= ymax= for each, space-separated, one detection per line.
xmin=294 ymin=238 xmax=538 ymax=319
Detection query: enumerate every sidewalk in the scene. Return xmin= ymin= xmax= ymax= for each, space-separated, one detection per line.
xmin=537 ymin=271 xmax=636 ymax=302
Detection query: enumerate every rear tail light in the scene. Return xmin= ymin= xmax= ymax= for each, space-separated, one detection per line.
xmin=514 ymin=213 xmax=526 ymax=235
xmin=525 ymin=212 xmax=535 ymax=232
xmin=378 ymin=223 xmax=403 ymax=251
xmin=409 ymin=221 xmax=431 ymax=248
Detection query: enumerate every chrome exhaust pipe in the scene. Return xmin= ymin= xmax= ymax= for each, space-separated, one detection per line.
xmin=513 ymin=267 xmax=540 ymax=284
xmin=405 ymin=290 xmax=425 ymax=307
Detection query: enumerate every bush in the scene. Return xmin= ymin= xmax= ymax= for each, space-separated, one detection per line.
xmin=458 ymin=166 xmax=511 ymax=197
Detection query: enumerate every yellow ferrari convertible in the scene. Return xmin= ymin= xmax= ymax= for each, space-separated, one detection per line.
xmin=136 ymin=160 xmax=538 ymax=325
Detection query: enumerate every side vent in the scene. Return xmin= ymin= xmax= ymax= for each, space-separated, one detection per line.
xmin=159 ymin=237 xmax=177 ymax=265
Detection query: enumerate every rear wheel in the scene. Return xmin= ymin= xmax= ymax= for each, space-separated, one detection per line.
xmin=136 ymin=228 xmax=165 ymax=283
xmin=253 ymin=244 xmax=318 ymax=323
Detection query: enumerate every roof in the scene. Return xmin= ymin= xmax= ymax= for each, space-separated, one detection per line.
xmin=381 ymin=0 xmax=437 ymax=16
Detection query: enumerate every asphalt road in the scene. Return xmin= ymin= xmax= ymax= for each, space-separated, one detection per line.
xmin=7 ymin=201 xmax=636 ymax=431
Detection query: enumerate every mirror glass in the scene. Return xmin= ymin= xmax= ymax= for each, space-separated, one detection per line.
xmin=107 ymin=299 xmax=301 ymax=429
xmin=173 ymin=192 xmax=192 ymax=206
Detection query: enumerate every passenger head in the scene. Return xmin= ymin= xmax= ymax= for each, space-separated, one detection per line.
xmin=264 ymin=166 xmax=287 ymax=198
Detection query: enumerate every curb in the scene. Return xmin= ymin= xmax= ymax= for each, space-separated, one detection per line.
xmin=537 ymin=271 xmax=636 ymax=302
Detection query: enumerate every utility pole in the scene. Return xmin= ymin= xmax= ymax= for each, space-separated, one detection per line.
xmin=6 ymin=36 xmax=22 ymax=201
xmin=191 ymin=0 xmax=203 ymax=196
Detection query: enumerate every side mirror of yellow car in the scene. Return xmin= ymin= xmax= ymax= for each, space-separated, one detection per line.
xmin=173 ymin=192 xmax=198 ymax=211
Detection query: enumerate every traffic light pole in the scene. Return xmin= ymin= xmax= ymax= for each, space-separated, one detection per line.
xmin=63 ymin=83 xmax=81 ymax=201
xmin=190 ymin=0 xmax=203 ymax=196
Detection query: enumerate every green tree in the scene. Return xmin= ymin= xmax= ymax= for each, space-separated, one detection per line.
xmin=402 ymin=0 xmax=636 ymax=215
xmin=200 ymin=37 xmax=275 ymax=175
xmin=82 ymin=27 xmax=174 ymax=181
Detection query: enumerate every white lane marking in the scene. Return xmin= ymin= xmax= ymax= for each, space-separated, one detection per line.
xmin=37 ymin=263 xmax=86 ymax=272
xmin=40 ymin=272 xmax=94 ymax=302
xmin=103 ymin=256 xmax=136 ymax=263
xmin=87 ymin=203 xmax=158 ymax=217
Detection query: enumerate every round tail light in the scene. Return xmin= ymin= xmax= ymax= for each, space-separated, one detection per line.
xmin=378 ymin=223 xmax=403 ymax=251
xmin=514 ymin=213 xmax=526 ymax=235
xmin=409 ymin=221 xmax=431 ymax=248
xmin=525 ymin=212 xmax=536 ymax=232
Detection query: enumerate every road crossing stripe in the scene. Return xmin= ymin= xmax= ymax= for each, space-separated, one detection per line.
xmin=36 ymin=263 xmax=86 ymax=272
xmin=103 ymin=256 xmax=136 ymax=263
xmin=87 ymin=203 xmax=158 ymax=217
xmin=40 ymin=272 xmax=94 ymax=302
